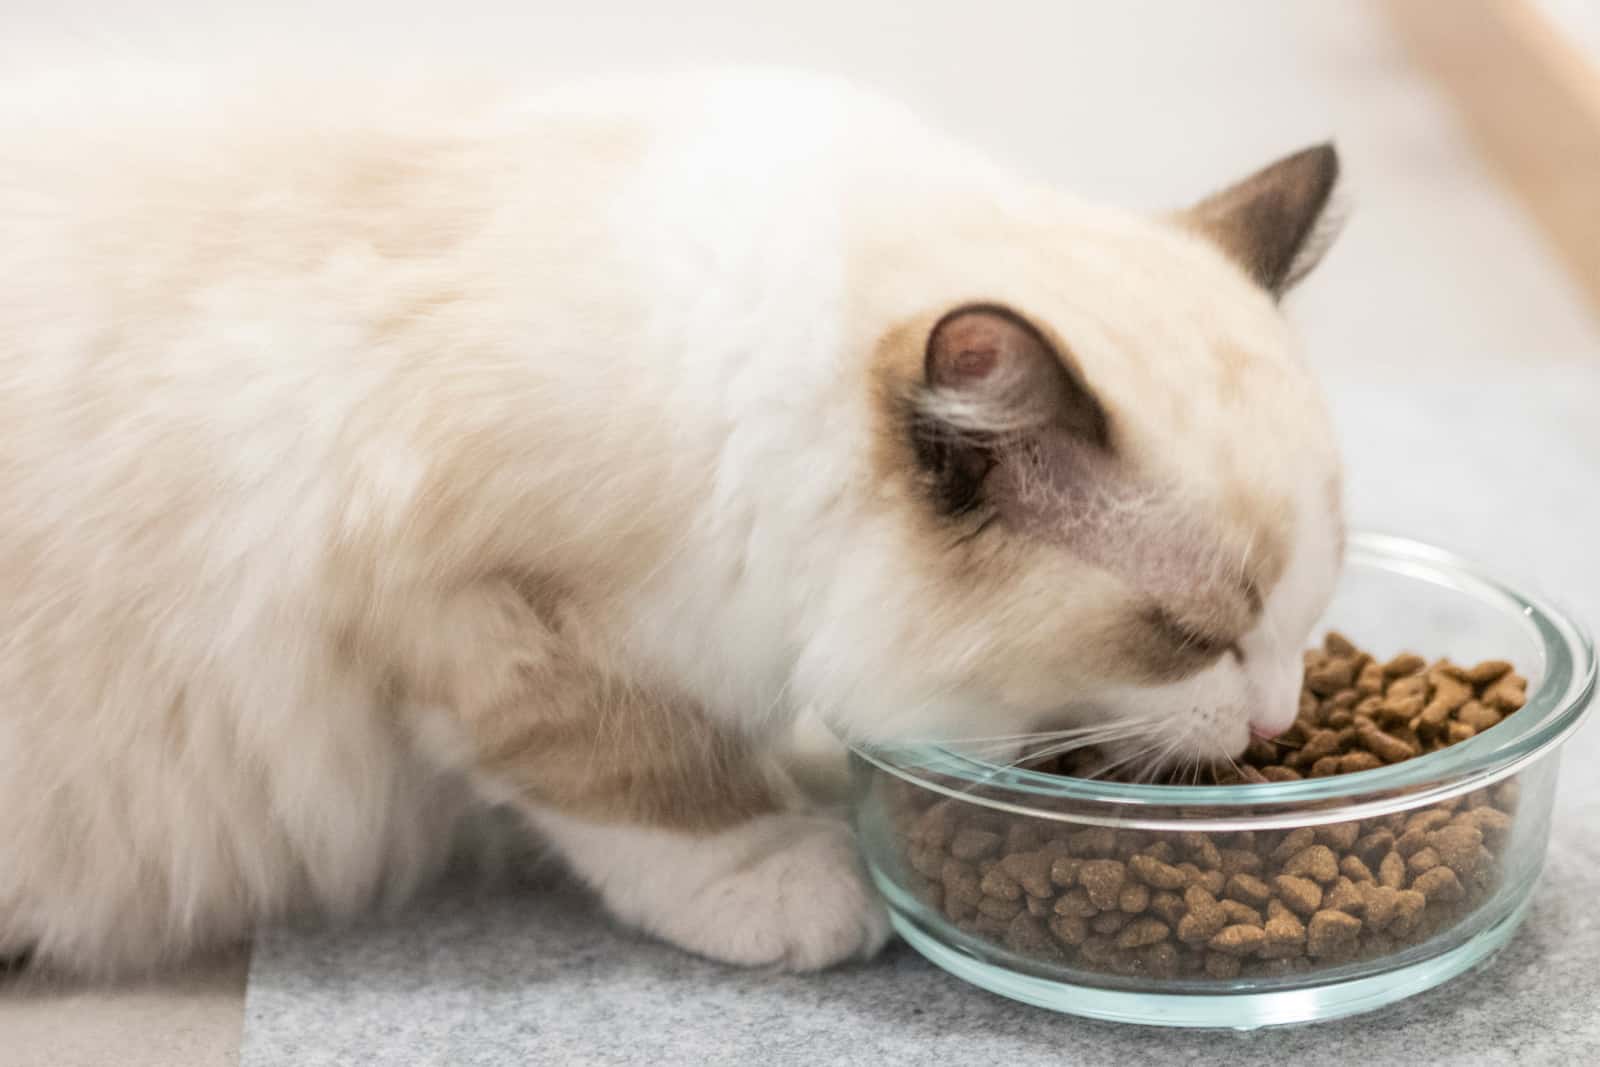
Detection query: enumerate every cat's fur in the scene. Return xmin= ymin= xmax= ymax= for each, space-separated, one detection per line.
xmin=0 ymin=69 xmax=1344 ymax=976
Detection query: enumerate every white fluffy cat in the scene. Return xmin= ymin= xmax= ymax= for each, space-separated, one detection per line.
xmin=0 ymin=69 xmax=1344 ymax=976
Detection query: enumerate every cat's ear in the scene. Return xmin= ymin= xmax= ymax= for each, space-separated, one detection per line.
xmin=1185 ymin=143 xmax=1343 ymax=297
xmin=913 ymin=305 xmax=1108 ymax=512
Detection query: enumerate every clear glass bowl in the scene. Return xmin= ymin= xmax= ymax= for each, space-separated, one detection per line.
xmin=849 ymin=532 xmax=1596 ymax=1029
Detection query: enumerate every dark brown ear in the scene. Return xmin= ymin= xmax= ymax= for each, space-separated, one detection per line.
xmin=913 ymin=305 xmax=1108 ymax=514
xmin=1186 ymin=144 xmax=1343 ymax=297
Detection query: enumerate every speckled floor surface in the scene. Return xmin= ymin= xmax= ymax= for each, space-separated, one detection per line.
xmin=4 ymin=0 xmax=1598 ymax=1064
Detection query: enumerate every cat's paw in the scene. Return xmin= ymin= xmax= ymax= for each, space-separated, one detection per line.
xmin=536 ymin=809 xmax=891 ymax=971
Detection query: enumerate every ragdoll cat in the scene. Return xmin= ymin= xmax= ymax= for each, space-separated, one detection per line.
xmin=0 ymin=69 xmax=1344 ymax=976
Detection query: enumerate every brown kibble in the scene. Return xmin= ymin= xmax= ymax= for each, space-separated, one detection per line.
xmin=1324 ymin=632 xmax=1357 ymax=656
xmin=1025 ymin=895 xmax=1050 ymax=918
xmin=1263 ymin=906 xmax=1306 ymax=950
xmin=1460 ymin=807 xmax=1514 ymax=846
xmin=1405 ymin=809 xmax=1452 ymax=834
xmin=942 ymin=858 xmax=982 ymax=905
xmin=1340 ymin=855 xmax=1375 ymax=883
xmin=1299 ymin=729 xmax=1344 ymax=765
xmin=1116 ymin=917 xmax=1171 ymax=949
xmin=1446 ymin=721 xmax=1476 ymax=744
xmin=1378 ymin=851 xmax=1408 ymax=889
xmin=1360 ymin=883 xmax=1400 ymax=930
xmin=1407 ymin=847 xmax=1441 ymax=875
xmin=1005 ymin=913 xmax=1054 ymax=955
xmin=911 ymin=801 xmax=956 ymax=848
xmin=1068 ymin=826 xmax=1118 ymax=858
xmin=1457 ymin=701 xmax=1503 ymax=733
xmin=1261 ymin=765 xmax=1303 ymax=782
xmin=1049 ymin=913 xmax=1088 ymax=946
xmin=1004 ymin=822 xmax=1044 ymax=854
xmin=1356 ymin=661 xmax=1386 ymax=696
xmin=980 ymin=867 xmax=1024 ymax=901
xmin=1079 ymin=859 xmax=1127 ymax=910
xmin=1208 ymin=924 xmax=1267 ymax=956
xmin=1309 ymin=756 xmax=1342 ymax=777
xmin=1144 ymin=941 xmax=1181 ymax=979
xmin=1395 ymin=827 xmax=1429 ymax=857
xmin=950 ymin=828 xmax=1002 ymax=861
xmin=1383 ymin=652 xmax=1426 ymax=677
xmin=1307 ymin=658 xmax=1356 ymax=696
xmin=1338 ymin=750 xmax=1384 ymax=774
xmin=1387 ymin=674 xmax=1430 ymax=702
xmin=1376 ymin=694 xmax=1424 ymax=725
xmin=1150 ymin=891 xmax=1187 ymax=926
xmin=1054 ymin=888 xmax=1097 ymax=919
xmin=1225 ymin=873 xmax=1273 ymax=909
xmin=1413 ymin=865 xmax=1465 ymax=903
xmin=1271 ymin=828 xmax=1316 ymax=863
xmin=1306 ymin=909 xmax=1362 ymax=956
xmin=978 ymin=895 xmax=1024 ymax=920
xmin=1219 ymin=849 xmax=1264 ymax=877
xmin=1324 ymin=877 xmax=1364 ymax=914
xmin=1313 ymin=822 xmax=1360 ymax=851
xmin=1000 ymin=851 xmax=1055 ymax=898
xmin=1221 ymin=900 xmax=1263 ymax=927
xmin=1129 ymin=853 xmax=1188 ymax=890
xmin=1049 ymin=855 xmax=1082 ymax=890
xmin=1283 ymin=844 xmax=1340 ymax=883
xmin=1273 ymin=875 xmax=1324 ymax=917
xmin=1205 ymin=951 xmax=1243 ymax=979
xmin=1177 ymin=886 xmax=1227 ymax=943
xmin=1482 ymin=673 xmax=1527 ymax=713
xmin=1357 ymin=722 xmax=1417 ymax=763
xmin=1119 ymin=883 xmax=1151 ymax=914
xmin=1465 ymin=660 xmax=1513 ymax=686
xmin=1382 ymin=889 xmax=1424 ymax=936
xmin=1091 ymin=911 xmax=1128 ymax=935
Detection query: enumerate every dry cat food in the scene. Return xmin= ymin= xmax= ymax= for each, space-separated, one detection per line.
xmin=889 ymin=634 xmax=1528 ymax=980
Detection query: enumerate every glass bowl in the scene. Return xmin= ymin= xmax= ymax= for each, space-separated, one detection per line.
xmin=848 ymin=532 xmax=1595 ymax=1029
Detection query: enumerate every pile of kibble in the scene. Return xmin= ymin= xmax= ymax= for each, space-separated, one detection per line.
xmin=889 ymin=634 xmax=1528 ymax=980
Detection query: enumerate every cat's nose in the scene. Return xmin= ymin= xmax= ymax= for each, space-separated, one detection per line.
xmin=1248 ymin=718 xmax=1291 ymax=740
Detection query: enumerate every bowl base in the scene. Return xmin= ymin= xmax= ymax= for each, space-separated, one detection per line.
xmin=886 ymin=886 xmax=1531 ymax=1030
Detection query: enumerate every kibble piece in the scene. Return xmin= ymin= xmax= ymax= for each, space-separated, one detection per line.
xmin=1079 ymin=859 xmax=1127 ymax=910
xmin=1270 ymin=828 xmax=1316 ymax=864
xmin=1412 ymin=866 xmax=1465 ymax=903
xmin=1273 ymin=874 xmax=1324 ymax=917
xmin=1144 ymin=941 xmax=1181 ymax=979
xmin=1220 ymin=900 xmax=1263 ymax=928
xmin=1129 ymin=853 xmax=1188 ymax=890
xmin=1378 ymin=852 xmax=1408 ymax=889
xmin=1091 ymin=911 xmax=1128 ymax=934
xmin=1116 ymin=917 xmax=1171 ymax=949
xmin=1340 ymin=855 xmax=1375 ymax=883
xmin=1299 ymin=729 xmax=1344 ymax=765
xmin=1177 ymin=886 xmax=1228 ymax=943
xmin=1324 ymin=632 xmax=1358 ymax=656
xmin=1482 ymin=673 xmax=1527 ymax=712
xmin=1407 ymin=847 xmax=1442 ymax=875
xmin=1208 ymin=924 xmax=1268 ymax=956
xmin=1204 ymin=951 xmax=1243 ymax=979
xmin=1219 ymin=849 xmax=1264 ymax=877
xmin=1390 ymin=889 xmax=1428 ymax=936
xmin=950 ymin=828 xmax=1003 ymax=861
xmin=1456 ymin=701 xmax=1503 ymax=733
xmin=1025 ymin=895 xmax=1051 ymax=918
xmin=1395 ymin=827 xmax=1429 ymax=857
xmin=1049 ymin=856 xmax=1081 ymax=889
xmin=1225 ymin=873 xmax=1273 ymax=909
xmin=1465 ymin=659 xmax=1513 ymax=686
xmin=1324 ymin=877 xmax=1364 ymax=914
xmin=911 ymin=802 xmax=956 ymax=848
xmin=1283 ymin=844 xmax=1340 ymax=884
xmin=1309 ymin=756 xmax=1342 ymax=777
xmin=1338 ymin=750 xmax=1384 ymax=774
xmin=1307 ymin=658 xmax=1357 ymax=696
xmin=1383 ymin=652 xmax=1427 ymax=677
xmin=1356 ymin=661 xmax=1386 ymax=696
xmin=1144 ymin=892 xmax=1182 ymax=927
xmin=1054 ymin=888 xmax=1097 ymax=919
xmin=1049 ymin=913 xmax=1088 ymax=946
xmin=1306 ymin=909 xmax=1363 ymax=957
xmin=978 ymin=895 xmax=1024 ymax=920
xmin=1068 ymin=826 xmax=1118 ymax=858
xmin=1360 ymin=883 xmax=1400 ymax=930
xmin=1005 ymin=913 xmax=1054 ymax=955
xmin=980 ymin=867 xmax=1024 ymax=901
xmin=1118 ymin=883 xmax=1151 ymax=914
xmin=1261 ymin=765 xmax=1303 ymax=782
xmin=1460 ymin=807 xmax=1514 ymax=846
xmin=1079 ymin=935 xmax=1117 ymax=965
xmin=1263 ymin=908 xmax=1307 ymax=957
xmin=942 ymin=858 xmax=983 ymax=905
xmin=1000 ymin=852 xmax=1055 ymax=898
xmin=1357 ymin=722 xmax=1418 ymax=763
xmin=1447 ymin=721 xmax=1477 ymax=744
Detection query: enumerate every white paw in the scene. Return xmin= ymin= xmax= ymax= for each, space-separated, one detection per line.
xmin=535 ymin=810 xmax=891 ymax=971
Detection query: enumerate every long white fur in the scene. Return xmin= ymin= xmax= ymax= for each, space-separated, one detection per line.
xmin=0 ymin=68 xmax=1342 ymax=975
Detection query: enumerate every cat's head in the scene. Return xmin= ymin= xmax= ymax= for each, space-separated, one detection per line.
xmin=808 ymin=145 xmax=1344 ymax=766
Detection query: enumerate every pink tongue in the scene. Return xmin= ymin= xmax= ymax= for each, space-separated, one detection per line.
xmin=1249 ymin=719 xmax=1292 ymax=741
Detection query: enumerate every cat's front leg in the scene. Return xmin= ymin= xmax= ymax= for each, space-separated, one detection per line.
xmin=425 ymin=581 xmax=888 ymax=970
xmin=532 ymin=805 xmax=889 ymax=971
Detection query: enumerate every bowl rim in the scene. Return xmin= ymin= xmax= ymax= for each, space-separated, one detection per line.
xmin=850 ymin=531 xmax=1597 ymax=826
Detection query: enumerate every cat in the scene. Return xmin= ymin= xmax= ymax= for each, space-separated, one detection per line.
xmin=0 ymin=68 xmax=1344 ymax=977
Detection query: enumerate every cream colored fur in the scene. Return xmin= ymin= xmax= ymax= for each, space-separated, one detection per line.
xmin=0 ymin=68 xmax=1342 ymax=975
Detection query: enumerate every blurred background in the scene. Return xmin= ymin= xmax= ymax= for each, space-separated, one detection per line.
xmin=2 ymin=2 xmax=1597 ymax=1064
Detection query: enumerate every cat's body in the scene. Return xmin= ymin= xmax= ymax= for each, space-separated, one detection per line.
xmin=0 ymin=70 xmax=1343 ymax=976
